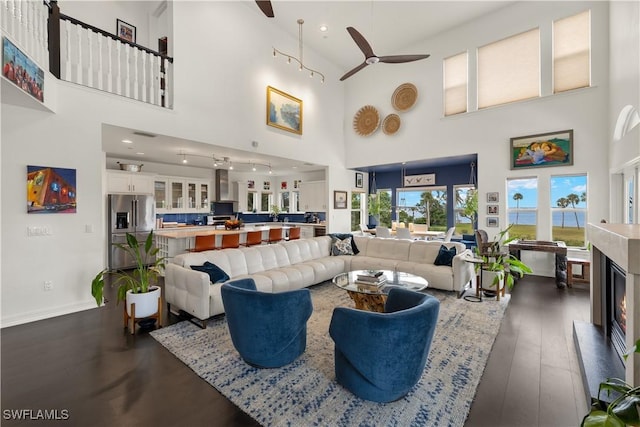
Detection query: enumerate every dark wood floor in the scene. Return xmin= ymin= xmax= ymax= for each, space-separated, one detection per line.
xmin=1 ymin=275 xmax=589 ymax=426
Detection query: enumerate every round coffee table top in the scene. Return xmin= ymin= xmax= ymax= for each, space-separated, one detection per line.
xmin=332 ymin=270 xmax=428 ymax=295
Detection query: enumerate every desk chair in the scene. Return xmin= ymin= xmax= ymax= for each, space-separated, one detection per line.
xmin=263 ymin=228 xmax=283 ymax=244
xmin=288 ymin=227 xmax=301 ymax=241
xmin=241 ymin=230 xmax=263 ymax=247
xmin=189 ymin=234 xmax=216 ymax=252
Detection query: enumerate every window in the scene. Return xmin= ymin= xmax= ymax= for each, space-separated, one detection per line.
xmin=370 ymin=189 xmax=392 ymax=227
xmin=396 ymin=189 xmax=426 ymax=227
xmin=280 ymin=191 xmax=290 ymax=212
xmin=507 ymin=178 xmax=538 ymax=240
xmin=478 ymin=28 xmax=540 ymax=109
xmin=292 ymin=190 xmax=300 ymax=213
xmin=551 ymin=174 xmax=587 ymax=246
xmin=351 ymin=191 xmax=364 ymax=231
xmin=454 ymin=185 xmax=477 ymax=235
xmin=421 ymin=187 xmax=448 ymax=231
xmin=553 ymin=10 xmax=590 ymax=93
xmin=260 ymin=192 xmax=272 ymax=212
xmin=443 ymin=52 xmax=468 ymax=116
xmin=247 ymin=191 xmax=256 ymax=212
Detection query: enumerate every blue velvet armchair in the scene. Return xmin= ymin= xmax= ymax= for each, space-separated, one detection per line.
xmin=329 ymin=288 xmax=440 ymax=402
xmin=220 ymin=278 xmax=313 ymax=368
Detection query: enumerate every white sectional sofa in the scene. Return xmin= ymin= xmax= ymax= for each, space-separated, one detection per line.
xmin=165 ymin=235 xmax=473 ymax=326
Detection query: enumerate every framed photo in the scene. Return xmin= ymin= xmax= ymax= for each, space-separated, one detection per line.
xmin=510 ymin=129 xmax=573 ymax=170
xmin=263 ymin=181 xmax=270 ymax=190
xmin=334 ymin=191 xmax=347 ymax=209
xmin=487 ymin=192 xmax=499 ymax=203
xmin=487 ymin=205 xmax=499 ymax=215
xmin=281 ymin=181 xmax=287 ymax=190
xmin=355 ymin=172 xmax=363 ymax=188
xmin=247 ymin=180 xmax=255 ymax=189
xmin=487 ymin=217 xmax=499 ymax=228
xmin=27 ymin=165 xmax=77 ymax=213
xmin=266 ymin=86 xmax=302 ymax=135
xmin=116 ymin=19 xmax=136 ymax=43
xmin=3 ymin=38 xmax=45 ymax=102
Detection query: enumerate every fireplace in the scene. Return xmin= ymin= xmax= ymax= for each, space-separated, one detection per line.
xmin=606 ymin=259 xmax=627 ymax=361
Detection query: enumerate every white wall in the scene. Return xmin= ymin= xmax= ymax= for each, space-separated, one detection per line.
xmin=343 ymin=1 xmax=610 ymax=249
xmin=1 ymin=1 xmax=346 ymax=326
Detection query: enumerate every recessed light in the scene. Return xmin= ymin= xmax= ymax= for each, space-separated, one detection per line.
xmin=136 ymin=152 xmax=144 ymax=155
xmin=319 ymin=25 xmax=328 ymax=32
xmin=292 ymin=166 xmax=298 ymax=169
xmin=122 ymin=139 xmax=133 ymax=144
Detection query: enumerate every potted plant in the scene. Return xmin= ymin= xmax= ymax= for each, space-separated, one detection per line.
xmin=91 ymin=231 xmax=164 ymax=319
xmin=581 ymin=339 xmax=640 ymax=426
xmin=476 ymin=224 xmax=533 ymax=291
xmin=270 ymin=204 xmax=281 ymax=222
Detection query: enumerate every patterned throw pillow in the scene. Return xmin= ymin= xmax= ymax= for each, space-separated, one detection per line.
xmin=332 ymin=236 xmax=355 ymax=256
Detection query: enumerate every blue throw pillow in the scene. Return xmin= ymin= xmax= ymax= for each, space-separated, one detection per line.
xmin=434 ymin=245 xmax=456 ymax=266
xmin=328 ymin=233 xmax=360 ymax=255
xmin=191 ymin=261 xmax=230 ymax=284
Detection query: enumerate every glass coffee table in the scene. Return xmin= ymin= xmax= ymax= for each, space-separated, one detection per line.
xmin=333 ymin=270 xmax=428 ymax=312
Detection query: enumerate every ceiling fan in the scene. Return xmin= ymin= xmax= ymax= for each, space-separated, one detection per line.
xmin=340 ymin=27 xmax=430 ymax=81
xmin=255 ymin=0 xmax=274 ymax=18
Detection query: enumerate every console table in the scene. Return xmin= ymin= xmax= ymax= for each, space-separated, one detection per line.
xmin=508 ymin=240 xmax=567 ymax=288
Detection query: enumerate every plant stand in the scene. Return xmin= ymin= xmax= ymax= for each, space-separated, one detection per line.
xmin=123 ymin=298 xmax=162 ymax=335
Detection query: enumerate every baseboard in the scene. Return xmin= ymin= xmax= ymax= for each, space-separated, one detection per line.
xmin=0 ymin=301 xmax=96 ymax=328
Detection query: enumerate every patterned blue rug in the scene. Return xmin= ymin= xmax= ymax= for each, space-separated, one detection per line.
xmin=151 ymin=283 xmax=509 ymax=426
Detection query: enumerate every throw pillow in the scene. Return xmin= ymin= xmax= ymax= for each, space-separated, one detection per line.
xmin=328 ymin=233 xmax=360 ymax=254
xmin=331 ymin=236 xmax=355 ymax=256
xmin=191 ymin=261 xmax=230 ymax=284
xmin=434 ymin=245 xmax=457 ymax=266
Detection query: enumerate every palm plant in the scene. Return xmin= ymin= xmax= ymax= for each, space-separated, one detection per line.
xmin=567 ymin=193 xmax=582 ymax=228
xmin=91 ymin=231 xmax=164 ymax=306
xmin=557 ymin=197 xmax=569 ymax=228
xmin=513 ymin=192 xmax=523 ymax=224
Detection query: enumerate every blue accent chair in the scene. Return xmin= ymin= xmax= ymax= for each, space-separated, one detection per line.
xmin=329 ymin=288 xmax=440 ymax=402
xmin=221 ymin=278 xmax=313 ymax=368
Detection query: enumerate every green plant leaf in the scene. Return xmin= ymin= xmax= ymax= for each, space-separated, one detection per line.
xmin=611 ymin=395 xmax=640 ymax=425
xmin=90 ymin=270 xmax=105 ymax=306
xmin=581 ymin=410 xmax=625 ymax=427
xmin=624 ymin=339 xmax=640 ymax=361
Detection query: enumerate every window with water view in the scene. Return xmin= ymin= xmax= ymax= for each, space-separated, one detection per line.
xmin=550 ymin=174 xmax=587 ymax=247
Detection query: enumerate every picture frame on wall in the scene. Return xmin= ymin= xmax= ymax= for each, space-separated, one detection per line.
xmin=487 ymin=217 xmax=499 ymax=228
xmin=487 ymin=192 xmax=499 ymax=203
xmin=27 ymin=165 xmax=77 ymax=214
xmin=487 ymin=205 xmax=499 ymax=215
xmin=266 ymin=86 xmax=303 ymax=135
xmin=116 ymin=19 xmax=136 ymax=43
xmin=510 ymin=129 xmax=573 ymax=170
xmin=355 ymin=172 xmax=363 ymax=188
xmin=334 ymin=191 xmax=347 ymax=209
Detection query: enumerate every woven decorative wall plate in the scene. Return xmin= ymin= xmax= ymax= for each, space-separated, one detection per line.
xmin=391 ymin=83 xmax=418 ymax=112
xmin=382 ymin=114 xmax=401 ymax=135
xmin=353 ymin=105 xmax=380 ymax=136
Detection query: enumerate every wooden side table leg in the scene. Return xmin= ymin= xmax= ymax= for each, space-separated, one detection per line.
xmin=129 ymin=303 xmax=136 ymax=335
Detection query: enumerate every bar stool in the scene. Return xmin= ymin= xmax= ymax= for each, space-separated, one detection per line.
xmin=263 ymin=228 xmax=283 ymax=244
xmin=288 ymin=227 xmax=301 ymax=241
xmin=241 ymin=230 xmax=262 ymax=247
xmin=189 ymin=234 xmax=216 ymax=252
xmin=217 ymin=233 xmax=240 ymax=250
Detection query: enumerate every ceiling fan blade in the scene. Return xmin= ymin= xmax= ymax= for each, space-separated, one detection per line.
xmin=255 ymin=0 xmax=274 ymax=18
xmin=346 ymin=27 xmax=375 ymax=58
xmin=340 ymin=62 xmax=369 ymax=81
xmin=378 ymin=54 xmax=431 ymax=64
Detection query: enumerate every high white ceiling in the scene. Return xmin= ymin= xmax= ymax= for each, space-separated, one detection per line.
xmin=104 ymin=1 xmax=513 ymax=174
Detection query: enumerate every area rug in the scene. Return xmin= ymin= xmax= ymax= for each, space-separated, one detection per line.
xmin=151 ymin=283 xmax=509 ymax=427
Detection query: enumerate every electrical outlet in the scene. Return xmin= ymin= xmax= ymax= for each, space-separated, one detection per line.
xmin=44 ymin=281 xmax=53 ymax=291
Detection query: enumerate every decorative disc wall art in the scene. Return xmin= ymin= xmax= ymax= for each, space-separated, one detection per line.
xmin=391 ymin=83 xmax=418 ymax=112
xmin=353 ymin=105 xmax=380 ymax=136
xmin=382 ymin=114 xmax=401 ymax=135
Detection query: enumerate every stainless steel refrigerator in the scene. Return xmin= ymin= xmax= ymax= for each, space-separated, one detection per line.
xmin=108 ymin=194 xmax=155 ymax=270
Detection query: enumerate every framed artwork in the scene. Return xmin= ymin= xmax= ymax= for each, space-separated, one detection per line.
xmin=487 ymin=205 xmax=499 ymax=215
xmin=487 ymin=217 xmax=499 ymax=228
xmin=3 ymin=37 xmax=44 ymax=102
xmin=27 ymin=165 xmax=77 ymax=213
xmin=247 ymin=180 xmax=255 ymax=189
xmin=266 ymin=86 xmax=302 ymax=135
xmin=263 ymin=181 xmax=270 ymax=190
xmin=487 ymin=192 xmax=499 ymax=203
xmin=281 ymin=181 xmax=287 ymax=190
xmin=355 ymin=172 xmax=363 ymax=188
xmin=294 ymin=179 xmax=301 ymax=189
xmin=116 ymin=19 xmax=136 ymax=43
xmin=510 ymin=129 xmax=573 ymax=170
xmin=334 ymin=191 xmax=347 ymax=209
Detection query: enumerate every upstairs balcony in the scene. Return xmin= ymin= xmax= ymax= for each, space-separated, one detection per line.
xmin=2 ymin=0 xmax=173 ymax=109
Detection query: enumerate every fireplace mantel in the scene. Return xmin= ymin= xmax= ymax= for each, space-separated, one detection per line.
xmin=587 ymin=222 xmax=640 ymax=387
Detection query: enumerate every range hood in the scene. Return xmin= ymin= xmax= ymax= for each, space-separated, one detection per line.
xmin=214 ymin=169 xmax=237 ymax=202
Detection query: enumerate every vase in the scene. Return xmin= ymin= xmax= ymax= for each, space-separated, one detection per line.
xmin=126 ymin=286 xmax=161 ymax=318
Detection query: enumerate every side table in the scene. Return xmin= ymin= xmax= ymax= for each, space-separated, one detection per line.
xmin=123 ymin=298 xmax=163 ymax=335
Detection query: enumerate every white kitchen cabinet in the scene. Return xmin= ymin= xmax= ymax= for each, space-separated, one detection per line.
xmin=106 ymin=170 xmax=154 ymax=194
xmin=299 ymin=181 xmax=326 ymax=212
xmin=154 ymin=176 xmax=211 ymax=213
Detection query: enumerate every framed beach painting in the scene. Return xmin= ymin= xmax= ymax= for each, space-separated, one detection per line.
xmin=266 ymin=86 xmax=302 ymax=135
xmin=510 ymin=129 xmax=573 ymax=170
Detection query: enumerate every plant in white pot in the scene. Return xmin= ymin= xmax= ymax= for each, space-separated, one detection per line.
xmin=91 ymin=231 xmax=165 ymax=321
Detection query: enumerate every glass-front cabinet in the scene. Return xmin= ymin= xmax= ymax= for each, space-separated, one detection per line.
xmin=155 ymin=176 xmax=211 ymax=214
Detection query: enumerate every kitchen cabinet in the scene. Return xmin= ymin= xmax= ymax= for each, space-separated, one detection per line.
xmin=299 ymin=181 xmax=326 ymax=212
xmin=106 ymin=170 xmax=154 ymax=194
xmin=155 ymin=176 xmax=211 ymax=214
